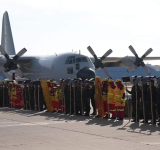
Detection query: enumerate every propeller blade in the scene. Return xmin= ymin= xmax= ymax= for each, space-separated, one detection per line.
xmin=0 ymin=66 xmax=5 ymax=72
xmin=141 ymin=62 xmax=150 ymax=74
xmin=15 ymin=68 xmax=24 ymax=78
xmin=127 ymin=64 xmax=136 ymax=72
xmin=128 ymin=45 xmax=138 ymax=57
xmin=87 ymin=46 xmax=97 ymax=58
xmin=13 ymin=48 xmax=27 ymax=60
xmin=0 ymin=45 xmax=10 ymax=60
xmin=141 ymin=48 xmax=153 ymax=59
xmin=100 ymin=49 xmax=113 ymax=61
xmin=102 ymin=67 xmax=111 ymax=77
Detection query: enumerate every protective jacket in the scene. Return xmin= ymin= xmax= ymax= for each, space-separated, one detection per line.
xmin=115 ymin=87 xmax=125 ymax=107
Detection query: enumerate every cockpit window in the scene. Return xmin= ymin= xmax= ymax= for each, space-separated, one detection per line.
xmin=65 ymin=56 xmax=75 ymax=64
xmin=65 ymin=56 xmax=88 ymax=64
xmin=81 ymin=57 xmax=87 ymax=62
xmin=76 ymin=58 xmax=81 ymax=62
xmin=76 ymin=57 xmax=88 ymax=63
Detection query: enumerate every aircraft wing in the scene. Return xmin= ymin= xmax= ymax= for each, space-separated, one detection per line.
xmin=15 ymin=56 xmax=38 ymax=63
xmin=90 ymin=57 xmax=124 ymax=67
xmin=90 ymin=56 xmax=160 ymax=68
xmin=143 ymin=57 xmax=160 ymax=61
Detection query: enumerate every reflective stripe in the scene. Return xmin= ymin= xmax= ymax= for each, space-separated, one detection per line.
xmin=115 ymin=95 xmax=121 ymax=97
xmin=110 ymin=109 xmax=116 ymax=112
xmin=108 ymin=93 xmax=114 ymax=95
xmin=105 ymin=112 xmax=110 ymax=114
xmin=117 ymin=109 xmax=124 ymax=111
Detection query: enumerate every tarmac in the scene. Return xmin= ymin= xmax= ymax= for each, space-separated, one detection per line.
xmin=0 ymin=108 xmax=160 ymax=150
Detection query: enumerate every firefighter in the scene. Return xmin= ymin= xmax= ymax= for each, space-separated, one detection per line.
xmin=126 ymin=79 xmax=141 ymax=122
xmin=90 ymin=81 xmax=96 ymax=115
xmin=23 ymin=81 xmax=27 ymax=110
xmin=157 ymin=83 xmax=160 ymax=125
xmin=108 ymin=79 xmax=116 ymax=119
xmin=115 ymin=79 xmax=125 ymax=120
xmin=12 ymin=82 xmax=17 ymax=108
xmin=15 ymin=83 xmax=22 ymax=108
xmin=147 ymin=79 xmax=157 ymax=124
xmin=58 ymin=81 xmax=64 ymax=113
xmin=94 ymin=76 xmax=104 ymax=118
xmin=102 ymin=78 xmax=109 ymax=118
xmin=83 ymin=79 xmax=91 ymax=116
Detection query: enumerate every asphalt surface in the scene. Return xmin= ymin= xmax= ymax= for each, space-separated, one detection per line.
xmin=0 ymin=108 xmax=160 ymax=150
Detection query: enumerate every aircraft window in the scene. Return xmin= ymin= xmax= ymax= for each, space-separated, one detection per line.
xmin=65 ymin=56 xmax=75 ymax=64
xmin=81 ymin=57 xmax=87 ymax=62
xmin=69 ymin=60 xmax=72 ymax=64
xmin=76 ymin=64 xmax=80 ymax=70
xmin=65 ymin=60 xmax=69 ymax=64
xmin=76 ymin=58 xmax=81 ymax=62
xmin=67 ymin=67 xmax=73 ymax=74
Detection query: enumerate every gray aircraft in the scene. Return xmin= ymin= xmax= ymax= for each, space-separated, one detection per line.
xmin=0 ymin=11 xmax=160 ymax=81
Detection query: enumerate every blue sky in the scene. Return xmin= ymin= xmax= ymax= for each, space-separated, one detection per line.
xmin=0 ymin=0 xmax=160 ymax=65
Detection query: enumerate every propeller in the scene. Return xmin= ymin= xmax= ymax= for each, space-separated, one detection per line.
xmin=0 ymin=45 xmax=26 ymax=78
xmin=127 ymin=45 xmax=153 ymax=74
xmin=87 ymin=46 xmax=113 ymax=77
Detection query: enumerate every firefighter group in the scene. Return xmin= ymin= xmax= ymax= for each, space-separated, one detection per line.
xmin=0 ymin=76 xmax=160 ymax=125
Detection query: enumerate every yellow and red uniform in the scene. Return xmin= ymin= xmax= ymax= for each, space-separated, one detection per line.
xmin=94 ymin=76 xmax=104 ymax=117
xmin=12 ymin=84 xmax=17 ymax=108
xmin=107 ymin=80 xmax=117 ymax=118
xmin=15 ymin=84 xmax=23 ymax=108
xmin=115 ymin=81 xmax=125 ymax=119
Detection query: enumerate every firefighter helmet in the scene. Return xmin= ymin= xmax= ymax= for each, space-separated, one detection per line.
xmin=116 ymin=79 xmax=121 ymax=83
xmin=46 ymin=80 xmax=50 ymax=83
xmin=108 ymin=79 xmax=113 ymax=83
xmin=52 ymin=81 xmax=57 ymax=84
xmin=103 ymin=78 xmax=108 ymax=82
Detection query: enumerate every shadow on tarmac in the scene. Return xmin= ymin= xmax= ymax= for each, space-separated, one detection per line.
xmin=0 ymin=107 xmax=160 ymax=135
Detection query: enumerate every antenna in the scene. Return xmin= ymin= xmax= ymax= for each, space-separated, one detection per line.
xmin=72 ymin=49 xmax=73 ymax=52
xmin=55 ymin=53 xmax=57 ymax=56
xmin=79 ymin=50 xmax=81 ymax=54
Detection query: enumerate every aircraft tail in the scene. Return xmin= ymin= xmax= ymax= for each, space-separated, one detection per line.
xmin=1 ymin=11 xmax=16 ymax=55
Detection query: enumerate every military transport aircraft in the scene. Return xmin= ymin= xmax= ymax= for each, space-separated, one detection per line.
xmin=0 ymin=11 xmax=160 ymax=81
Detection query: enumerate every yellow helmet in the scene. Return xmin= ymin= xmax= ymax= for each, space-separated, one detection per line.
xmin=46 ymin=80 xmax=50 ymax=83
xmin=108 ymin=79 xmax=113 ymax=83
xmin=103 ymin=78 xmax=108 ymax=82
xmin=9 ymin=82 xmax=13 ymax=85
xmin=116 ymin=79 xmax=121 ymax=83
xmin=52 ymin=81 xmax=57 ymax=84
xmin=14 ymin=83 xmax=18 ymax=85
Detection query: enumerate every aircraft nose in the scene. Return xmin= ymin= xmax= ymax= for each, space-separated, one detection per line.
xmin=76 ymin=67 xmax=95 ymax=80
